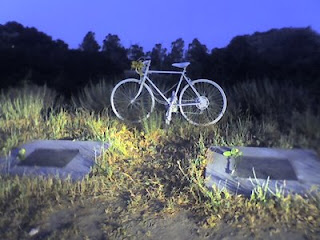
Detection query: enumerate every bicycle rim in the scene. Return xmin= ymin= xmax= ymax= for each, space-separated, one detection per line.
xmin=179 ymin=79 xmax=227 ymax=126
xmin=111 ymin=79 xmax=155 ymax=123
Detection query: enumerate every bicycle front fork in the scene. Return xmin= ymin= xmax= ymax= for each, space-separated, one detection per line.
xmin=165 ymin=91 xmax=178 ymax=125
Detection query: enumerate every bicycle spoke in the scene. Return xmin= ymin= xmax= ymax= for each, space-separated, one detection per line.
xmin=111 ymin=79 xmax=154 ymax=122
xmin=179 ymin=79 xmax=227 ymax=126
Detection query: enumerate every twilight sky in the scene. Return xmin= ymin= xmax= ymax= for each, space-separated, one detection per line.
xmin=1 ymin=0 xmax=320 ymax=52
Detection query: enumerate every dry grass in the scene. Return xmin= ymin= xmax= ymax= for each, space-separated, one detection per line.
xmin=0 ymin=79 xmax=319 ymax=239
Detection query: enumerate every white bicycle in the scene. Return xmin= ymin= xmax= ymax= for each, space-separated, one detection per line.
xmin=110 ymin=58 xmax=227 ymax=126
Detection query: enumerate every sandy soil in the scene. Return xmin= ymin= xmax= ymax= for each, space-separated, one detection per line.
xmin=30 ymin=198 xmax=314 ymax=240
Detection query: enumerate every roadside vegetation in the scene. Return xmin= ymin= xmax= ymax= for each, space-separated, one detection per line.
xmin=0 ymin=79 xmax=319 ymax=239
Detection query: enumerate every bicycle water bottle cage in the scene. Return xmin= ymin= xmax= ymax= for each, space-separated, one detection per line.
xmin=172 ymin=62 xmax=190 ymax=69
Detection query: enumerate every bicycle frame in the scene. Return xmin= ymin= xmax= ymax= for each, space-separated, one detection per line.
xmin=111 ymin=59 xmax=227 ymax=126
xmin=131 ymin=60 xmax=201 ymax=107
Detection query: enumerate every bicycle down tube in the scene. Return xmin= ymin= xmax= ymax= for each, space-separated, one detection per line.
xmin=132 ymin=61 xmax=202 ymax=107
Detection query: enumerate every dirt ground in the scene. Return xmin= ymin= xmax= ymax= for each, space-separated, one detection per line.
xmin=29 ymin=198 xmax=315 ymax=240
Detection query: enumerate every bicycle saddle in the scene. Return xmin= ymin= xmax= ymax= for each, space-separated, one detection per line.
xmin=172 ymin=62 xmax=190 ymax=69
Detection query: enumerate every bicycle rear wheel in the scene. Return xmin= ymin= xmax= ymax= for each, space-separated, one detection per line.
xmin=179 ymin=79 xmax=227 ymax=126
xmin=111 ymin=78 xmax=155 ymax=123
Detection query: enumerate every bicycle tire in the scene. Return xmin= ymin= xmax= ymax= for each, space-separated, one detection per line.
xmin=110 ymin=78 xmax=155 ymax=123
xmin=179 ymin=79 xmax=227 ymax=126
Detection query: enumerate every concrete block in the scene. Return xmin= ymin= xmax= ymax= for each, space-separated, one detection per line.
xmin=0 ymin=140 xmax=109 ymax=181
xmin=205 ymin=146 xmax=320 ymax=197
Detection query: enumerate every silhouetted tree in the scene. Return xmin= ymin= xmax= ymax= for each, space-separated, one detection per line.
xmin=102 ymin=34 xmax=129 ymax=72
xmin=55 ymin=39 xmax=68 ymax=50
xmin=150 ymin=43 xmax=167 ymax=69
xmin=207 ymin=47 xmax=228 ymax=82
xmin=186 ymin=38 xmax=209 ymax=78
xmin=167 ymin=38 xmax=185 ymax=63
xmin=224 ymin=35 xmax=258 ymax=80
xmin=127 ymin=44 xmax=144 ymax=60
xmin=0 ymin=21 xmax=68 ymax=89
xmin=220 ymin=27 xmax=320 ymax=85
xmin=79 ymin=31 xmax=100 ymax=52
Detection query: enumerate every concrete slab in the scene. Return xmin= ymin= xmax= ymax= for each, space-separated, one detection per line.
xmin=0 ymin=140 xmax=109 ymax=181
xmin=205 ymin=146 xmax=320 ymax=197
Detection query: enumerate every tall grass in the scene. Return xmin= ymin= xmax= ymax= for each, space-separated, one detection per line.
xmin=0 ymin=78 xmax=319 ymax=238
xmin=0 ymin=82 xmax=62 ymax=121
xmin=141 ymin=110 xmax=164 ymax=134
xmin=226 ymin=78 xmax=315 ymax=117
xmin=70 ymin=78 xmax=115 ymax=113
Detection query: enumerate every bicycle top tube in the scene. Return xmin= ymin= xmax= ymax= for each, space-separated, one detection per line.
xmin=140 ymin=60 xmax=186 ymax=75
xmin=148 ymin=70 xmax=183 ymax=75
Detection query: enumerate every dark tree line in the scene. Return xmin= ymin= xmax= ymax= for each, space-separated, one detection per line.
xmin=206 ymin=27 xmax=320 ymax=89
xmin=0 ymin=22 xmax=129 ymax=97
xmin=1 ymin=21 xmax=320 ymax=98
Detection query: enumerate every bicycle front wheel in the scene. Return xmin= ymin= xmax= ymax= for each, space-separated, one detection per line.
xmin=179 ymin=79 xmax=227 ymax=126
xmin=111 ymin=78 xmax=155 ymax=123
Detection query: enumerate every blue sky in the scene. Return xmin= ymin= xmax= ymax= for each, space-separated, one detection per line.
xmin=1 ymin=0 xmax=320 ymax=51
